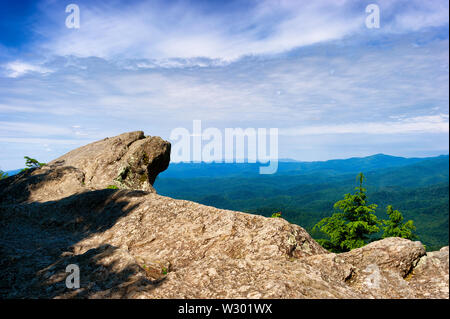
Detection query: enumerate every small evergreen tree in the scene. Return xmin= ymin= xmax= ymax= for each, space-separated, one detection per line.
xmin=313 ymin=173 xmax=380 ymax=252
xmin=24 ymin=156 xmax=46 ymax=168
xmin=21 ymin=156 xmax=46 ymax=172
xmin=382 ymin=205 xmax=417 ymax=240
xmin=0 ymin=170 xmax=8 ymax=180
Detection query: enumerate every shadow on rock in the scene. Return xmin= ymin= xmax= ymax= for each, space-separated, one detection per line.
xmin=0 ymin=189 xmax=159 ymax=298
xmin=32 ymin=244 xmax=167 ymax=299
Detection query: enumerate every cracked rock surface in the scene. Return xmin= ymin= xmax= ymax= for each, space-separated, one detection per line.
xmin=0 ymin=132 xmax=448 ymax=299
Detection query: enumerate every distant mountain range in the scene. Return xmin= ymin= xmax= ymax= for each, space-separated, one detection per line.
xmin=4 ymin=169 xmax=22 ymax=176
xmin=158 ymin=154 xmax=448 ymax=178
xmin=155 ymin=154 xmax=449 ymax=251
xmin=6 ymin=154 xmax=447 ymax=178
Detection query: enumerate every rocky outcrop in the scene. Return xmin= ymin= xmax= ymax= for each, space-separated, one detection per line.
xmin=0 ymin=132 xmax=448 ymax=299
xmin=48 ymin=131 xmax=170 ymax=191
xmin=0 ymin=131 xmax=170 ymax=204
xmin=406 ymin=246 xmax=449 ymax=298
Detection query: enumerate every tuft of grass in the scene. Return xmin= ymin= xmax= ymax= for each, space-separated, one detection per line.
xmin=106 ymin=185 xmax=119 ymax=189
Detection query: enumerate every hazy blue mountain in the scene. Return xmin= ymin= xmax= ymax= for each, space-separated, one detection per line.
xmin=155 ymin=154 xmax=449 ymax=251
xmin=4 ymin=169 xmax=22 ymax=176
xmin=158 ymin=154 xmax=440 ymax=178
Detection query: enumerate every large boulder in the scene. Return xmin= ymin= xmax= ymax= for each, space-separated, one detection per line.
xmin=0 ymin=131 xmax=171 ymax=203
xmin=406 ymin=246 xmax=449 ymax=298
xmin=48 ymin=131 xmax=170 ymax=190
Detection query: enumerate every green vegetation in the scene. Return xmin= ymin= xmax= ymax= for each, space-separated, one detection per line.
xmin=382 ymin=205 xmax=417 ymax=240
xmin=271 ymin=211 xmax=282 ymax=218
xmin=21 ymin=156 xmax=46 ymax=172
xmin=154 ymin=155 xmax=449 ymax=251
xmin=25 ymin=156 xmax=46 ymax=168
xmin=313 ymin=173 xmax=380 ymax=252
xmin=313 ymin=173 xmax=419 ymax=252
xmin=106 ymin=185 xmax=119 ymax=189
xmin=0 ymin=170 xmax=8 ymax=180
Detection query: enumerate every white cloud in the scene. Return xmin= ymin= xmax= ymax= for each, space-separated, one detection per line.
xmin=1 ymin=34 xmax=448 ymax=129
xmin=280 ymin=114 xmax=449 ymax=136
xmin=0 ymin=8 xmax=448 ymax=168
xmin=378 ymin=0 xmax=450 ymax=31
xmin=0 ymin=137 xmax=92 ymax=145
xmin=31 ymin=0 xmax=448 ymax=61
xmin=4 ymin=61 xmax=52 ymax=78
xmin=0 ymin=103 xmax=42 ymax=113
xmin=0 ymin=121 xmax=72 ymax=136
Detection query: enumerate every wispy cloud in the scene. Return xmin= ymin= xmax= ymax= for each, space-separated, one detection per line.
xmin=280 ymin=114 xmax=449 ymax=136
xmin=26 ymin=0 xmax=449 ymax=62
xmin=4 ymin=61 xmax=52 ymax=78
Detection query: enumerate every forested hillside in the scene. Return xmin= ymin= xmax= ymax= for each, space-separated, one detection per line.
xmin=155 ymin=155 xmax=449 ymax=251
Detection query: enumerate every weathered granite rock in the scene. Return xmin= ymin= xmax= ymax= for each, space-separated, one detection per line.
xmin=406 ymin=246 xmax=449 ymax=298
xmin=48 ymin=131 xmax=170 ymax=192
xmin=0 ymin=132 xmax=448 ymax=299
xmin=0 ymin=131 xmax=171 ymax=204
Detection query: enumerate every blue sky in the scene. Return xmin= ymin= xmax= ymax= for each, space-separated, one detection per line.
xmin=0 ymin=0 xmax=448 ymax=170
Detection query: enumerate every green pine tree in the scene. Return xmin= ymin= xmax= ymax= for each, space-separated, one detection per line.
xmin=382 ymin=205 xmax=417 ymax=240
xmin=20 ymin=156 xmax=46 ymax=172
xmin=0 ymin=170 xmax=8 ymax=180
xmin=313 ymin=173 xmax=380 ymax=252
xmin=24 ymin=156 xmax=46 ymax=168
